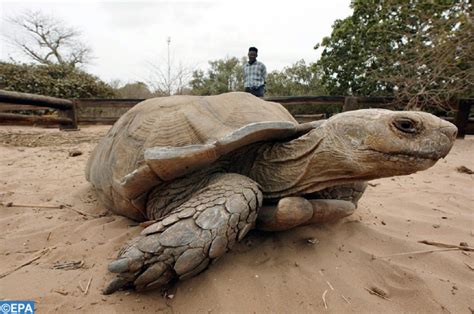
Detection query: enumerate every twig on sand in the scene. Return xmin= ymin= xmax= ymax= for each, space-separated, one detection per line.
xmin=78 ymin=282 xmax=86 ymax=293
xmin=456 ymin=165 xmax=474 ymax=174
xmin=465 ymin=263 xmax=474 ymax=271
xmin=2 ymin=202 xmax=100 ymax=219
xmin=54 ymin=289 xmax=68 ymax=296
xmin=372 ymin=248 xmax=460 ymax=260
xmin=365 ymin=287 xmax=390 ymax=300
xmin=322 ymin=289 xmax=328 ymax=309
xmin=84 ymin=276 xmax=93 ymax=295
xmin=0 ymin=247 xmax=51 ymax=279
xmin=418 ymin=240 xmax=474 ymax=251
xmin=3 ymin=202 xmax=64 ymax=209
xmin=326 ymin=280 xmax=335 ymax=291
xmin=53 ymin=260 xmax=84 ymax=270
xmin=341 ymin=295 xmax=350 ymax=304
xmin=68 ymin=207 xmax=101 ymax=219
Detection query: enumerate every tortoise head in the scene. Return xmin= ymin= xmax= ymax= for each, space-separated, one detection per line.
xmin=250 ymin=109 xmax=457 ymax=198
xmin=302 ymin=109 xmax=457 ymax=185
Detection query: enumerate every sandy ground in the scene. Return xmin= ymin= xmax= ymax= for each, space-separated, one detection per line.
xmin=0 ymin=125 xmax=472 ymax=313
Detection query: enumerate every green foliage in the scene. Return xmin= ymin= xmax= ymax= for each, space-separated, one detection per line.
xmin=190 ymin=57 xmax=244 ymax=95
xmin=114 ymin=82 xmax=153 ymax=99
xmin=266 ymin=60 xmax=326 ymax=96
xmin=316 ymin=0 xmax=473 ymax=109
xmin=0 ymin=62 xmax=115 ymax=98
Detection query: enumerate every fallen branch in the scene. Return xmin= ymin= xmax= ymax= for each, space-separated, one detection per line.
xmin=365 ymin=287 xmax=390 ymax=300
xmin=465 ymin=263 xmax=474 ymax=271
xmin=53 ymin=260 xmax=84 ymax=270
xmin=0 ymin=247 xmax=51 ymax=279
xmin=84 ymin=276 xmax=92 ymax=295
xmin=456 ymin=165 xmax=474 ymax=174
xmin=3 ymin=202 xmax=64 ymax=209
xmin=78 ymin=282 xmax=85 ymax=293
xmin=373 ymin=248 xmax=460 ymax=259
xmin=2 ymin=202 xmax=101 ymax=219
xmin=341 ymin=295 xmax=350 ymax=304
xmin=418 ymin=240 xmax=474 ymax=251
xmin=322 ymin=289 xmax=328 ymax=309
xmin=68 ymin=207 xmax=101 ymax=219
xmin=326 ymin=280 xmax=334 ymax=291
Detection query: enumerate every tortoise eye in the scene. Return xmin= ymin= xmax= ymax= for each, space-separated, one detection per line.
xmin=393 ymin=118 xmax=418 ymax=134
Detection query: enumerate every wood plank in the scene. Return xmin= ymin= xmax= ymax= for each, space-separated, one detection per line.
xmin=0 ymin=90 xmax=73 ymax=110
xmin=0 ymin=112 xmax=73 ymax=125
xmin=265 ymin=95 xmax=346 ymax=103
xmin=0 ymin=103 xmax=49 ymax=111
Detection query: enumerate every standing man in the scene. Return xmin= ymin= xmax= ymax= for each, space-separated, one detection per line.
xmin=243 ymin=47 xmax=267 ymax=97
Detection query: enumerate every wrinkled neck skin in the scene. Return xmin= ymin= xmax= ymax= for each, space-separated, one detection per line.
xmin=247 ymin=125 xmax=363 ymax=198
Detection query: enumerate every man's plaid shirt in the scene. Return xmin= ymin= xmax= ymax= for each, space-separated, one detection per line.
xmin=243 ymin=61 xmax=266 ymax=88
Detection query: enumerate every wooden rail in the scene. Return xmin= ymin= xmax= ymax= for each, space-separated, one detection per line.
xmin=0 ymin=90 xmax=77 ymax=130
xmin=0 ymin=90 xmax=472 ymax=137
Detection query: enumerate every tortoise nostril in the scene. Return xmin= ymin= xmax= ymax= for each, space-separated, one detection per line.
xmin=440 ymin=125 xmax=458 ymax=140
xmin=451 ymin=128 xmax=457 ymax=139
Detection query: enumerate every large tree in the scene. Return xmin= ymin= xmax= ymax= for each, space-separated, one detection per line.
xmin=113 ymin=81 xmax=153 ymax=99
xmin=7 ymin=10 xmax=92 ymax=68
xmin=316 ymin=0 xmax=473 ymax=109
xmin=266 ymin=60 xmax=326 ymax=96
xmin=190 ymin=57 xmax=244 ymax=95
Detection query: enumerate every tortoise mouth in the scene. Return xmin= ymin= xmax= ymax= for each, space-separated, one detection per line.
xmin=361 ymin=148 xmax=444 ymax=162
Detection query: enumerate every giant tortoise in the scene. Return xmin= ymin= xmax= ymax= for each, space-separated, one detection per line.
xmin=85 ymin=92 xmax=457 ymax=294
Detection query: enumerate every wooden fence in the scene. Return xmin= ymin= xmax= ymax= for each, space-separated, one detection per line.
xmin=0 ymin=90 xmax=77 ymax=130
xmin=0 ymin=89 xmax=472 ymax=138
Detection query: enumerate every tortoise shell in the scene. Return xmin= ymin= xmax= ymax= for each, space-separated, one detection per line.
xmin=86 ymin=92 xmax=315 ymax=220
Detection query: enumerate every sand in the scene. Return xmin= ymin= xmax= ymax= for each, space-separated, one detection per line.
xmin=0 ymin=125 xmax=472 ymax=313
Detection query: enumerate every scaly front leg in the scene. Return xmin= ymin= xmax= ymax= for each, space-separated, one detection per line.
xmin=103 ymin=173 xmax=262 ymax=294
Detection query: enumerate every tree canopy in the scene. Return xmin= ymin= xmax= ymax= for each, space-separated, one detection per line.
xmin=7 ymin=10 xmax=92 ymax=68
xmin=190 ymin=57 xmax=244 ymax=95
xmin=316 ymin=0 xmax=473 ymax=109
xmin=266 ymin=60 xmax=326 ymax=96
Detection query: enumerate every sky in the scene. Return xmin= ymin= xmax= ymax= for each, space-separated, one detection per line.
xmin=0 ymin=0 xmax=352 ymax=86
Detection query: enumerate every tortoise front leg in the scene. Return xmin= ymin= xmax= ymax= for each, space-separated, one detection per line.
xmin=103 ymin=173 xmax=262 ymax=294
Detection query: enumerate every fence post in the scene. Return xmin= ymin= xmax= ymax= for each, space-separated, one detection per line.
xmin=342 ymin=96 xmax=359 ymax=112
xmin=59 ymin=100 xmax=78 ymax=130
xmin=454 ymin=99 xmax=471 ymax=139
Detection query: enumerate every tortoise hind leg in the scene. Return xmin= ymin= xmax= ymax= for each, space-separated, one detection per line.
xmin=256 ymin=183 xmax=367 ymax=231
xmin=103 ymin=173 xmax=262 ymax=294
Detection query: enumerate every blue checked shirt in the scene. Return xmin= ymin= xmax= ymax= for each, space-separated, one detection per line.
xmin=243 ymin=61 xmax=267 ymax=88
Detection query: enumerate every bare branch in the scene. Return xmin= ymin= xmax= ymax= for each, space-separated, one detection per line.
xmin=6 ymin=10 xmax=92 ymax=67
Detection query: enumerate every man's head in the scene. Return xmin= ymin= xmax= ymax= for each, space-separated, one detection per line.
xmin=248 ymin=47 xmax=258 ymax=64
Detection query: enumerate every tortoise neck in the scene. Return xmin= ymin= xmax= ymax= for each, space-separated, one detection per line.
xmin=248 ymin=130 xmax=325 ymax=197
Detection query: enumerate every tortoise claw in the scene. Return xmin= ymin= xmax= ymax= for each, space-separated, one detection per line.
xmin=103 ymin=277 xmax=132 ymax=295
xmin=108 ymin=258 xmax=130 ymax=273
